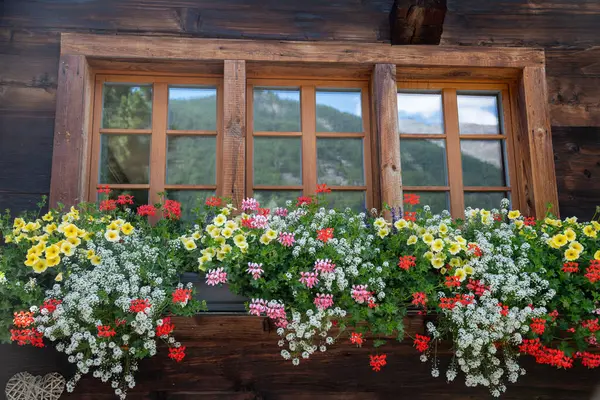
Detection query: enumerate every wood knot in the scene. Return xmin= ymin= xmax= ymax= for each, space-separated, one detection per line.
xmin=583 ymin=169 xmax=592 ymax=179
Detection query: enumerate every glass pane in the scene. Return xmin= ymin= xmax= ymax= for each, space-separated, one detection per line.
xmin=405 ymin=191 xmax=449 ymax=214
xmin=253 ymin=190 xmax=302 ymax=209
xmin=457 ymin=94 xmax=501 ymax=134
xmin=253 ymin=88 xmax=301 ymax=132
xmin=317 ymin=138 xmax=364 ymax=186
xmin=322 ymin=191 xmax=366 ymax=212
xmin=316 ymin=89 xmax=363 ymax=132
xmin=168 ymin=190 xmax=214 ymax=221
xmin=102 ymin=84 xmax=152 ymax=129
xmin=168 ymin=87 xmax=217 ymax=131
xmin=167 ymin=136 xmax=216 ymax=185
xmin=400 ymin=139 xmax=447 ymax=186
xmin=99 ymin=135 xmax=150 ymax=184
xmin=254 ymin=137 xmax=302 ymax=185
xmin=464 ymin=192 xmax=509 ymax=211
xmin=461 ymin=140 xmax=506 ymax=187
xmin=397 ymin=93 xmax=443 ymax=134
xmin=98 ymin=189 xmax=149 ymax=210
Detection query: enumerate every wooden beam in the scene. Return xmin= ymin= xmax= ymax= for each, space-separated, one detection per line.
xmin=518 ymin=66 xmax=559 ymax=217
xmin=390 ymin=0 xmax=447 ymax=45
xmin=49 ymin=54 xmax=91 ymax=208
xmin=222 ymin=60 xmax=246 ymax=207
xmin=61 ymin=33 xmax=544 ymax=69
xmin=371 ymin=64 xmax=402 ymax=214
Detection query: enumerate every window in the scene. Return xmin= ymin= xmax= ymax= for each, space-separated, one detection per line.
xmin=246 ymin=80 xmax=372 ymax=211
xmin=89 ymin=76 xmax=222 ymax=218
xmin=397 ymin=83 xmax=518 ymax=216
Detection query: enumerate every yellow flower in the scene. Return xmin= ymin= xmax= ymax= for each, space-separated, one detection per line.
xmin=209 ymin=228 xmax=221 ymax=239
xmin=266 ymin=229 xmax=278 ymax=241
xmin=431 ymin=256 xmax=444 ymax=269
xmin=564 ymin=228 xmax=576 ymax=242
xmin=42 ymin=212 xmax=54 ymax=222
xmin=44 ymin=223 xmax=57 ymax=234
xmin=564 ymin=248 xmax=580 ymax=262
xmin=63 ymin=224 xmax=79 ymax=239
xmin=184 ymin=240 xmax=197 ymax=251
xmin=454 ymin=268 xmax=467 ymax=282
xmin=374 ymin=218 xmax=387 ymax=229
xmin=55 ymin=273 xmax=63 ymax=282
xmin=221 ymin=244 xmax=232 ymax=254
xmin=32 ymin=259 xmax=48 ymax=273
xmin=260 ymin=234 xmax=271 ymax=245
xmin=192 ymin=231 xmax=202 ymax=240
xmin=431 ymin=239 xmax=444 ymax=252
xmin=583 ymin=225 xmax=597 ymax=238
xmin=86 ymin=249 xmax=95 ymax=259
xmin=438 ymin=223 xmax=449 ymax=235
xmin=514 ymin=220 xmax=524 ymax=229
xmin=90 ymin=255 xmax=102 ymax=266
xmin=114 ymin=219 xmax=124 ymax=227
xmin=202 ymin=247 xmax=216 ymax=257
xmin=422 ymin=233 xmax=434 ymax=245
xmin=4 ymin=235 xmax=13 ymax=244
xmin=464 ymin=266 xmax=474 ymax=275
xmin=214 ymin=237 xmax=226 ymax=246
xmin=107 ymin=221 xmax=120 ymax=231
xmin=449 ymin=258 xmax=461 ymax=267
xmin=507 ymin=210 xmax=521 ymax=220
xmin=481 ymin=214 xmax=492 ymax=225
xmin=216 ymin=251 xmax=226 ymax=261
xmin=22 ymin=222 xmax=38 ymax=233
xmin=544 ymin=218 xmax=562 ymax=228
xmin=551 ymin=234 xmax=568 ymax=248
xmin=46 ymin=256 xmax=60 ymax=267
xmin=45 ymin=245 xmax=60 ymax=259
xmin=416 ymin=227 xmax=427 ymax=236
xmin=213 ymin=214 xmax=227 ymax=227
xmin=33 ymin=242 xmax=46 ymax=255
xmin=221 ymin=207 xmax=231 ymax=216
xmin=13 ymin=218 xmax=25 ymax=229
xmin=448 ymin=243 xmax=461 ymax=255
xmin=407 ymin=235 xmax=418 ymax=245
xmin=569 ymin=241 xmax=583 ymax=253
xmin=67 ymin=237 xmax=81 ymax=247
xmin=221 ymin=227 xmax=234 ymax=239
xmin=233 ymin=234 xmax=247 ymax=248
xmin=440 ymin=267 xmax=447 ymax=274
xmin=77 ymin=229 xmax=87 ymax=238
xmin=455 ymin=236 xmax=467 ymax=246
xmin=394 ymin=219 xmax=408 ymax=230
xmin=481 ymin=210 xmax=491 ymax=218
xmin=224 ymin=221 xmax=238 ymax=231
xmin=60 ymin=242 xmax=75 ymax=257
xmin=24 ymin=253 xmax=39 ymax=267
xmin=594 ymin=250 xmax=600 ymax=261
xmin=197 ymin=254 xmax=211 ymax=270
xmin=423 ymin=251 xmax=434 ymax=261
xmin=121 ymin=223 xmax=134 ymax=236
xmin=592 ymin=221 xmax=600 ymax=230
xmin=104 ymin=229 xmax=120 ymax=243
xmin=238 ymin=242 xmax=249 ymax=253
xmin=377 ymin=227 xmax=390 ymax=239
xmin=83 ymin=232 xmax=93 ymax=241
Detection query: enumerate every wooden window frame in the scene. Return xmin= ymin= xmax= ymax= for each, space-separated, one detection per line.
xmin=50 ymin=33 xmax=558 ymax=218
xmin=88 ymin=75 xmax=223 ymax=207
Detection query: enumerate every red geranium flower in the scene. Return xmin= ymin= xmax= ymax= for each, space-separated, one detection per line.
xmin=137 ymin=204 xmax=157 ymax=217
xmin=411 ymin=292 xmax=427 ymax=307
xmin=117 ymin=194 xmax=134 ymax=205
xmin=163 ymin=200 xmax=182 ymax=220
xmin=404 ymin=211 xmax=417 ymax=222
xmin=317 ymin=228 xmax=334 ymax=243
xmin=97 ymin=325 xmax=116 ymax=338
xmin=524 ymin=216 xmax=536 ymax=226
xmin=369 ymin=354 xmax=387 ymax=372
xmin=169 ymin=346 xmax=186 ymax=362
xmin=562 ymin=262 xmax=579 ymax=273
xmin=414 ymin=334 xmax=431 ymax=353
xmin=316 ymin=184 xmax=331 ymax=194
xmin=129 ymin=299 xmax=151 ymax=313
xmin=297 ymin=196 xmax=312 ymax=207
xmin=350 ymin=332 xmax=364 ymax=347
xmin=403 ymin=193 xmax=420 ymax=206
xmin=13 ymin=311 xmax=34 ymax=328
xmin=97 ymin=185 xmax=111 ymax=194
xmin=445 ymin=276 xmax=461 ymax=288
xmin=156 ymin=317 xmax=175 ymax=337
xmin=172 ymin=288 xmax=192 ymax=305
xmin=40 ymin=299 xmax=62 ymax=314
xmin=585 ymin=261 xmax=600 ymax=283
xmin=530 ymin=318 xmax=547 ymax=335
xmin=205 ymin=196 xmax=222 ymax=207
xmin=99 ymin=199 xmax=117 ymax=212
xmin=398 ymin=255 xmax=416 ymax=271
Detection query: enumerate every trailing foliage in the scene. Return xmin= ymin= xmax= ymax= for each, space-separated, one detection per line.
xmin=1 ymin=188 xmax=599 ymax=398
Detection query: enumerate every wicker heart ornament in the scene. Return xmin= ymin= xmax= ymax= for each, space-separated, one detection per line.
xmin=5 ymin=372 xmax=65 ymax=400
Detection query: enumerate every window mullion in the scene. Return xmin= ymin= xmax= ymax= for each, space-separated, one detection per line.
xmin=149 ymin=82 xmax=168 ymax=207
xmin=443 ymin=88 xmax=465 ymax=218
xmin=301 ymin=85 xmax=317 ymax=196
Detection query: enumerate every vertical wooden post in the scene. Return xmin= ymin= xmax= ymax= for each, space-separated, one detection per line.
xmin=443 ymin=89 xmax=465 ymax=218
xmin=49 ymin=54 xmax=91 ymax=207
xmin=301 ymin=85 xmax=317 ymax=196
xmin=149 ymin=83 xmax=168 ymax=207
xmin=371 ymin=64 xmax=402 ymax=214
xmin=518 ymin=66 xmax=559 ymax=217
xmin=222 ymin=60 xmax=246 ymax=207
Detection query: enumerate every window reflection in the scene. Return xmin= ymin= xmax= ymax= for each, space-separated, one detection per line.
xmin=457 ymin=94 xmax=500 ymax=134
xmin=397 ymin=92 xmax=444 ymax=134
xmin=168 ymin=87 xmax=217 ymax=131
xmin=253 ymin=88 xmax=301 ymax=132
xmin=316 ymin=89 xmax=363 ymax=132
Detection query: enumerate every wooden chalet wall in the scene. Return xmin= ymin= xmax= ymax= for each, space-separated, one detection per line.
xmin=1 ymin=1 xmax=600 ymax=399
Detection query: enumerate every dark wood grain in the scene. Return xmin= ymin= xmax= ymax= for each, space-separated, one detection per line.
xmin=390 ymin=0 xmax=446 ymax=45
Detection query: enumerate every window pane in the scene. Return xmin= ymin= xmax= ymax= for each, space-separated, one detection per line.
xmin=322 ymin=191 xmax=366 ymax=212
xmin=457 ymin=94 xmax=501 ymax=134
xmin=102 ymin=84 xmax=152 ymax=129
xmin=167 ymin=136 xmax=216 ymax=185
xmin=99 ymin=135 xmax=150 ymax=184
xmin=254 ymin=137 xmax=302 ymax=185
xmin=99 ymin=189 xmax=149 ymax=210
xmin=253 ymin=190 xmax=302 ymax=209
xmin=400 ymin=139 xmax=447 ymax=186
xmin=168 ymin=87 xmax=217 ymax=131
xmin=404 ymin=191 xmax=449 ymax=214
xmin=317 ymin=138 xmax=364 ymax=186
xmin=253 ymin=88 xmax=301 ymax=132
xmin=464 ymin=192 xmax=509 ymax=211
xmin=168 ymin=190 xmax=214 ymax=221
xmin=397 ymin=93 xmax=443 ymax=134
xmin=461 ymin=140 xmax=506 ymax=187
xmin=316 ymin=89 xmax=363 ymax=132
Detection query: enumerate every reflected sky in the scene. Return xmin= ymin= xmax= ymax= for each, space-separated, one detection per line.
xmin=169 ymin=87 xmax=216 ymax=100
xmin=457 ymin=95 xmax=500 ymax=134
xmin=397 ymin=93 xmax=444 ymax=134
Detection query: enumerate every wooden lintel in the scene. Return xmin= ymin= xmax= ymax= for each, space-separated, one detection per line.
xmin=371 ymin=64 xmax=402 ymax=214
xmin=61 ymin=33 xmax=544 ymax=69
xmin=49 ymin=54 xmax=91 ymax=208
xmin=222 ymin=60 xmax=246 ymax=207
xmin=390 ymin=0 xmax=447 ymax=45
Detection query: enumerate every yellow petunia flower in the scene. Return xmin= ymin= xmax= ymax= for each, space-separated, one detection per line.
xmin=220 ymin=244 xmax=232 ymax=254
xmin=564 ymin=248 xmax=580 ymax=262
xmin=464 ymin=266 xmax=474 ymax=275
xmin=377 ymin=227 xmax=390 ymax=239
xmin=83 ymin=232 xmax=93 ymax=241
xmin=569 ymin=241 xmax=583 ymax=253
xmin=260 ymin=234 xmax=271 ymax=245
xmin=86 ymin=249 xmax=95 ymax=259
xmin=60 ymin=242 xmax=75 ymax=257
xmin=551 ymin=234 xmax=568 ymax=248
xmin=507 ymin=210 xmax=521 ymax=220
xmin=449 ymin=258 xmax=461 ymax=267
xmin=32 ymin=259 xmax=48 ymax=274
xmin=24 ymin=253 xmax=39 ymax=267
xmin=46 ymin=256 xmax=60 ymax=267
xmin=564 ymin=228 xmax=576 ymax=242
xmin=265 ymin=229 xmax=278 ymax=241
xmin=216 ymin=251 xmax=226 ymax=261
xmin=13 ymin=218 xmax=25 ymax=229
xmin=90 ymin=255 xmax=101 ymax=266
xmin=184 ymin=240 xmax=197 ymax=251
xmin=431 ymin=239 xmax=444 ymax=252
xmin=55 ymin=273 xmax=63 ymax=282
xmin=592 ymin=221 xmax=600 ymax=230
xmin=107 ymin=221 xmax=120 ymax=231
xmin=192 ymin=231 xmax=202 ymax=240
xmin=514 ymin=220 xmax=524 ymax=229
xmin=233 ymin=234 xmax=247 ymax=248
xmin=202 ymin=247 xmax=216 ymax=257
xmin=42 ymin=212 xmax=54 ymax=222
xmin=455 ymin=236 xmax=467 ymax=246
xmin=22 ymin=222 xmax=38 ymax=233
xmin=44 ymin=223 xmax=57 ymax=234
xmin=438 ymin=223 xmax=449 ymax=235
xmin=583 ymin=225 xmax=597 ymax=238
xmin=448 ymin=243 xmax=461 ymax=255
xmin=594 ymin=250 xmax=600 ymax=261
xmin=221 ymin=227 xmax=234 ymax=239
xmin=431 ymin=256 xmax=444 ymax=269
xmin=67 ymin=237 xmax=81 ymax=247
xmin=373 ymin=218 xmax=387 ymax=229
xmin=114 ymin=219 xmax=125 ymax=227
xmin=4 ymin=235 xmax=13 ymax=244
xmin=238 ymin=242 xmax=249 ymax=253
xmin=104 ymin=230 xmax=120 ymax=243
xmin=422 ymin=233 xmax=434 ymax=245
xmin=394 ymin=219 xmax=408 ymax=230
xmin=221 ymin=207 xmax=231 ymax=216
xmin=440 ymin=267 xmax=447 ymax=274
xmin=224 ymin=221 xmax=238 ymax=231
xmin=214 ymin=237 xmax=226 ymax=246
xmin=45 ymin=245 xmax=60 ymax=259
xmin=63 ymin=224 xmax=79 ymax=239
xmin=454 ymin=268 xmax=467 ymax=282
xmin=121 ymin=223 xmax=134 ymax=236
xmin=423 ymin=251 xmax=434 ymax=261
xmin=213 ymin=214 xmax=227 ymax=227
xmin=407 ymin=235 xmax=418 ymax=245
